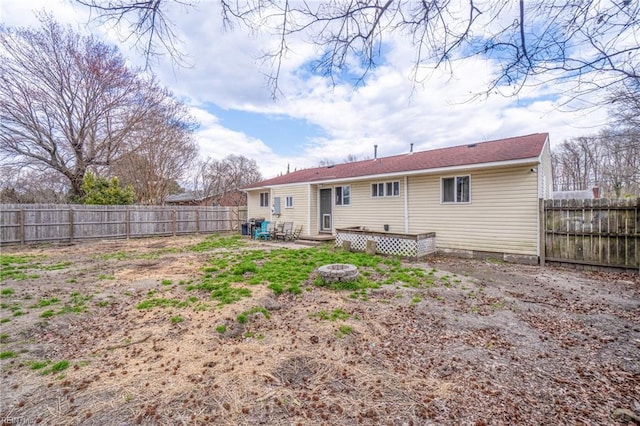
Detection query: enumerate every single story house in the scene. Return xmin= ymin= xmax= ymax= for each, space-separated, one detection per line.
xmin=244 ymin=133 xmax=553 ymax=264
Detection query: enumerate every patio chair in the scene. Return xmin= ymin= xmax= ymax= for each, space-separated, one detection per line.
xmin=289 ymin=225 xmax=303 ymax=242
xmin=275 ymin=221 xmax=293 ymax=241
xmin=271 ymin=222 xmax=284 ymax=240
xmin=254 ymin=221 xmax=273 ymax=240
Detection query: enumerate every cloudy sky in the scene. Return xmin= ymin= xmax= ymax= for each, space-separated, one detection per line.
xmin=1 ymin=0 xmax=612 ymax=179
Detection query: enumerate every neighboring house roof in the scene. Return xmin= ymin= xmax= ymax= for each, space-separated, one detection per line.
xmin=164 ymin=191 xmax=206 ymax=203
xmin=553 ymin=190 xmax=595 ymax=200
xmin=244 ymin=133 xmax=548 ymax=189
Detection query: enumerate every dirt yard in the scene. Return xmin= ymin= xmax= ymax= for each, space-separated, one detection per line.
xmin=0 ymin=234 xmax=638 ymax=425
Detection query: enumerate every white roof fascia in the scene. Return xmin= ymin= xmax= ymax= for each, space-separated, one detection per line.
xmin=249 ymin=156 xmax=541 ymax=190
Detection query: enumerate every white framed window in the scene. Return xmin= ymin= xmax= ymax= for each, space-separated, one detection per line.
xmin=441 ymin=176 xmax=470 ymax=203
xmin=391 ymin=181 xmax=400 ymax=196
xmin=371 ymin=183 xmax=384 ymax=197
xmin=335 ymin=185 xmax=350 ymax=205
xmin=372 ymin=181 xmax=400 ymax=197
xmin=259 ymin=192 xmax=270 ymax=207
xmin=285 ymin=195 xmax=293 ymax=208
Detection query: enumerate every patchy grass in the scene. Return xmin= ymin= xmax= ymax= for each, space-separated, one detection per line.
xmin=98 ymin=274 xmax=115 ymax=280
xmin=336 ymin=325 xmax=353 ymax=338
xmin=100 ymin=251 xmax=129 ymax=261
xmin=136 ymin=295 xmax=198 ymax=310
xmin=190 ymin=234 xmax=246 ymax=252
xmin=310 ymin=308 xmax=350 ymax=322
xmin=236 ymin=307 xmax=270 ymax=324
xmin=136 ymin=298 xmax=182 ymax=310
xmin=41 ymin=261 xmax=73 ymax=271
xmin=29 ymin=360 xmax=50 ymax=370
xmin=40 ymin=360 xmax=69 ymax=375
xmin=54 ymin=292 xmax=93 ymax=315
xmin=1 ymin=288 xmax=15 ymax=296
xmin=0 ymin=350 xmax=17 ymax=359
xmin=0 ymin=254 xmax=42 ymax=281
xmin=215 ymin=324 xmax=227 ymax=334
xmin=170 ymin=316 xmax=184 ymax=324
xmin=187 ymin=278 xmax=252 ymax=306
xmin=30 ymin=297 xmax=61 ymax=308
xmin=0 ymin=255 xmax=71 ymax=281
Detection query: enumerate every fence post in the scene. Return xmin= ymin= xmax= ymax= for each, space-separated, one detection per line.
xmin=195 ymin=209 xmax=200 ymax=234
xmin=172 ymin=209 xmax=177 ymax=236
xmin=68 ymin=208 xmax=74 ymax=244
xmin=539 ymin=198 xmax=545 ymax=267
xmin=126 ymin=208 xmax=131 ymax=239
xmin=19 ymin=208 xmax=25 ymax=245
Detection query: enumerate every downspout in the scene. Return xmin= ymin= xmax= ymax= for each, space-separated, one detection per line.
xmin=404 ymin=176 xmax=409 ymax=233
xmin=307 ymin=184 xmax=311 ymax=237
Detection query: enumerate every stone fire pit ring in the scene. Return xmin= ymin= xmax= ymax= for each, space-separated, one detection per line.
xmin=317 ymin=263 xmax=358 ymax=283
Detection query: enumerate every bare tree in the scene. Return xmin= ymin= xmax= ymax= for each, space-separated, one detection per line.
xmin=609 ymin=83 xmax=640 ymax=130
xmin=76 ymin=1 xmax=639 ymax=101
xmin=0 ymin=166 xmax=70 ymax=203
xmin=317 ymin=158 xmax=335 ymax=167
xmin=599 ymin=127 xmax=640 ymax=198
xmin=110 ymin=93 xmax=199 ymax=204
xmin=0 ymin=16 xmax=187 ymax=200
xmin=194 ymin=155 xmax=262 ymax=206
xmin=552 ymin=127 xmax=640 ymax=197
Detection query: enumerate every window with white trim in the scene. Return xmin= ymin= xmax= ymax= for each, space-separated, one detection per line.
xmin=285 ymin=195 xmax=293 ymax=208
xmin=441 ymin=176 xmax=470 ymax=203
xmin=371 ymin=181 xmax=400 ymax=197
xmin=259 ymin=192 xmax=269 ymax=207
xmin=335 ymin=185 xmax=350 ymax=205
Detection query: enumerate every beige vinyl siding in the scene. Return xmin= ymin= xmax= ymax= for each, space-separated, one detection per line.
xmin=408 ymin=165 xmax=539 ymax=255
xmin=538 ymin=139 xmax=553 ymax=199
xmin=272 ymin=185 xmax=309 ymax=233
xmin=246 ymin=189 xmax=271 ymax=219
xmin=332 ymin=179 xmax=405 ymax=233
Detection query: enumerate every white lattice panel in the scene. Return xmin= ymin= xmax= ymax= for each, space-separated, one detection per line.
xmin=336 ymin=231 xmax=436 ymax=259
xmin=377 ymin=236 xmax=416 ymax=257
xmin=417 ymin=237 xmax=436 ymax=257
xmin=336 ymin=233 xmax=368 ymax=251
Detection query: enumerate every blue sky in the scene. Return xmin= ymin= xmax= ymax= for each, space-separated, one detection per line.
xmin=208 ymin=105 xmax=327 ymax=159
xmin=1 ymin=0 xmax=612 ymax=179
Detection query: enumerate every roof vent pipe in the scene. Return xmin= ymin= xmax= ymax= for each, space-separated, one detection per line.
xmin=374 ymin=145 xmax=378 ymax=160
xmin=409 ymin=143 xmax=414 ymax=155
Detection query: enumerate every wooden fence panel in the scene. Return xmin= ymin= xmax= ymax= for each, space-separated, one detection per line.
xmin=0 ymin=204 xmax=245 ymax=245
xmin=72 ymin=206 xmax=127 ymax=240
xmin=544 ymin=198 xmax=639 ymax=270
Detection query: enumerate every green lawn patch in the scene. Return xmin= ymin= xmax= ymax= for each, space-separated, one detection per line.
xmin=0 ymin=288 xmax=15 ymax=296
xmin=190 ymin=234 xmax=246 ymax=252
xmin=0 ymin=254 xmax=71 ymax=281
xmin=136 ymin=295 xmax=198 ymax=310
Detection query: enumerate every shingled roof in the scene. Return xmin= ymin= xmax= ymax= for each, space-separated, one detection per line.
xmin=244 ymin=133 xmax=548 ymax=189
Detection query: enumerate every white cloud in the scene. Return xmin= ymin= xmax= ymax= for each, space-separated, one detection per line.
xmin=1 ymin=0 xmax=613 ymax=181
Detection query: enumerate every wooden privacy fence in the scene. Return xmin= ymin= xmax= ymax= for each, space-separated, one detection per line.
xmin=543 ymin=198 xmax=639 ymax=271
xmin=0 ymin=204 xmax=248 ymax=245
